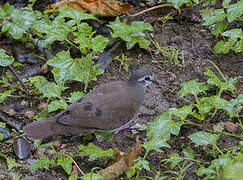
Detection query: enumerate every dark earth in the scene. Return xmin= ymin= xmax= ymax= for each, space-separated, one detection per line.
xmin=0 ymin=0 xmax=242 ymax=179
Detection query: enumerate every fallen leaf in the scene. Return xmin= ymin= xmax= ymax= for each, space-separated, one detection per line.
xmin=99 ymin=136 xmax=141 ymax=179
xmin=24 ymin=110 xmax=35 ymax=119
xmin=224 ymin=122 xmax=239 ymax=133
xmin=49 ymin=0 xmax=133 ymax=16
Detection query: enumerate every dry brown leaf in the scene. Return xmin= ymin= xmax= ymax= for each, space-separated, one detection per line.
xmin=99 ymin=136 xmax=141 ymax=180
xmin=48 ymin=0 xmax=133 ymax=16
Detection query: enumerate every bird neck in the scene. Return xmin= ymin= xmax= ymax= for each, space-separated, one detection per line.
xmin=127 ymin=80 xmax=146 ymax=95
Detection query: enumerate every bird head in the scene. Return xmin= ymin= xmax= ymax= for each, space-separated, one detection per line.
xmin=128 ymin=67 xmax=158 ymax=88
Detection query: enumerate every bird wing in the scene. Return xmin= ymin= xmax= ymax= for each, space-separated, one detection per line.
xmin=56 ymin=82 xmax=140 ymax=130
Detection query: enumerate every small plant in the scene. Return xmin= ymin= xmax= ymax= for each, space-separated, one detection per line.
xmin=136 ymin=65 xmax=242 ymax=179
xmin=108 ymin=17 xmax=153 ymax=50
xmin=200 ymin=1 xmax=243 ymax=54
xmin=114 ymin=53 xmax=133 ymax=72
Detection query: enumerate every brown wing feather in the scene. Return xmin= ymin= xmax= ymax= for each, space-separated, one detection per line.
xmin=56 ymin=81 xmax=143 ymax=130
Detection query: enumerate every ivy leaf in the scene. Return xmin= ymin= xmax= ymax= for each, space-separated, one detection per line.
xmin=2 ymin=10 xmax=36 ymax=39
xmin=57 ymin=153 xmax=73 ymax=175
xmin=222 ymin=29 xmax=242 ymax=39
xmin=0 ymin=89 xmax=15 ymax=103
xmin=233 ymin=39 xmax=243 ymax=53
xmin=68 ymin=91 xmax=85 ymax=103
xmin=226 ymin=1 xmax=243 ymax=23
xmin=222 ymin=38 xmax=237 ymax=54
xmin=81 ymin=173 xmax=103 ymax=180
xmin=0 ymin=3 xmax=15 ymax=19
xmin=183 ymin=148 xmax=195 ymax=159
xmin=33 ymin=16 xmax=71 ymax=44
xmin=205 ymin=67 xmax=237 ymax=92
xmin=30 ymin=156 xmax=55 ymax=171
xmin=214 ymin=40 xmax=224 ymax=54
xmin=178 ymin=80 xmax=208 ymax=98
xmin=188 ymin=131 xmax=219 ymax=147
xmin=162 ymin=153 xmax=183 ymax=169
xmin=211 ymin=22 xmax=227 ymax=37
xmin=167 ymin=0 xmax=190 ymax=8
xmin=79 ymin=143 xmax=114 ymax=161
xmin=197 ymin=153 xmax=232 ymax=178
xmin=108 ymin=17 xmax=153 ymax=49
xmin=58 ymin=6 xmax=98 ymax=22
xmin=201 ymin=8 xmax=226 ymax=26
xmin=29 ymin=76 xmax=67 ymax=98
xmin=48 ymin=51 xmax=103 ymax=89
xmin=126 ymin=157 xmax=150 ymax=178
xmin=34 ymin=109 xmax=52 ymax=121
xmin=0 ymin=49 xmax=14 ymax=67
xmin=143 ymin=112 xmax=184 ymax=152
xmin=168 ymin=105 xmax=193 ymax=120
xmin=48 ymin=99 xmax=68 ymax=112
xmin=92 ymin=35 xmax=109 ymax=53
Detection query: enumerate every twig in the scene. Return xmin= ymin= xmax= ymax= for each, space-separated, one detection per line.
xmin=64 ymin=154 xmax=85 ymax=176
xmin=8 ymin=65 xmax=29 ymax=95
xmin=127 ymin=4 xmax=180 ymax=17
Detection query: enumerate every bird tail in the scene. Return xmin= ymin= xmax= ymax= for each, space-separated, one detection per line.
xmin=23 ymin=119 xmax=60 ymax=139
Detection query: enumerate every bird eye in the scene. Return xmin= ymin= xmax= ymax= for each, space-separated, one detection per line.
xmin=145 ymin=76 xmax=151 ymax=81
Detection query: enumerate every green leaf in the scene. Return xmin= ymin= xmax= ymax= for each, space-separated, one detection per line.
xmin=81 ymin=173 xmax=103 ymax=180
xmin=226 ymin=1 xmax=243 ymax=22
xmin=108 ymin=17 xmax=153 ymax=49
xmin=48 ymin=51 xmax=103 ymax=86
xmin=2 ymin=10 xmax=36 ymax=39
xmin=167 ymin=0 xmax=190 ymax=8
xmin=92 ymin=35 xmax=109 ymax=53
xmin=0 ymin=89 xmax=14 ymax=103
xmin=233 ymin=39 xmax=243 ymax=53
xmin=79 ymin=143 xmax=114 ymax=161
xmin=69 ymin=174 xmax=78 ymax=180
xmin=0 ymin=3 xmax=15 ymax=19
xmin=201 ymin=8 xmax=226 ymax=26
xmin=226 ymin=94 xmax=243 ymax=118
xmin=57 ymin=154 xmax=73 ymax=175
xmin=183 ymin=148 xmax=195 ymax=159
xmin=164 ymin=153 xmax=183 ymax=169
xmin=0 ymin=49 xmax=14 ymax=67
xmin=178 ymin=80 xmax=208 ymax=98
xmin=211 ymin=22 xmax=227 ymax=37
xmin=126 ymin=157 xmax=150 ymax=178
xmin=222 ymin=29 xmax=242 ymax=39
xmin=205 ymin=67 xmax=237 ymax=92
xmin=68 ymin=91 xmax=85 ymax=103
xmin=222 ymin=38 xmax=237 ymax=54
xmin=168 ymin=105 xmax=193 ymax=120
xmin=6 ymin=158 xmax=22 ymax=170
xmin=222 ymin=0 xmax=232 ymax=8
xmin=214 ymin=40 xmax=224 ymax=54
xmin=34 ymin=109 xmax=52 ymax=121
xmin=58 ymin=6 xmax=98 ymax=22
xmin=29 ymin=76 xmax=67 ymax=98
xmin=197 ymin=153 xmax=232 ymax=178
xmin=188 ymin=131 xmax=219 ymax=147
xmin=48 ymin=99 xmax=68 ymax=112
xmin=33 ymin=16 xmax=71 ymax=44
xmin=143 ymin=112 xmax=183 ymax=152
xmin=30 ymin=156 xmax=55 ymax=171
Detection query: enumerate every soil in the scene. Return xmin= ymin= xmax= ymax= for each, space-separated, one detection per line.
xmin=0 ymin=0 xmax=242 ymax=180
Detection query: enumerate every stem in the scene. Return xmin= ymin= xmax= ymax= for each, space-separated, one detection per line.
xmin=206 ymin=60 xmax=227 ymax=81
xmin=65 ymin=38 xmax=79 ymax=49
xmin=214 ymin=145 xmax=223 ymax=155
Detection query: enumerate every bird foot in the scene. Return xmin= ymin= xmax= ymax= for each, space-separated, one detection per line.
xmin=115 ymin=121 xmax=137 ymax=134
xmin=92 ymin=136 xmax=108 ymax=149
